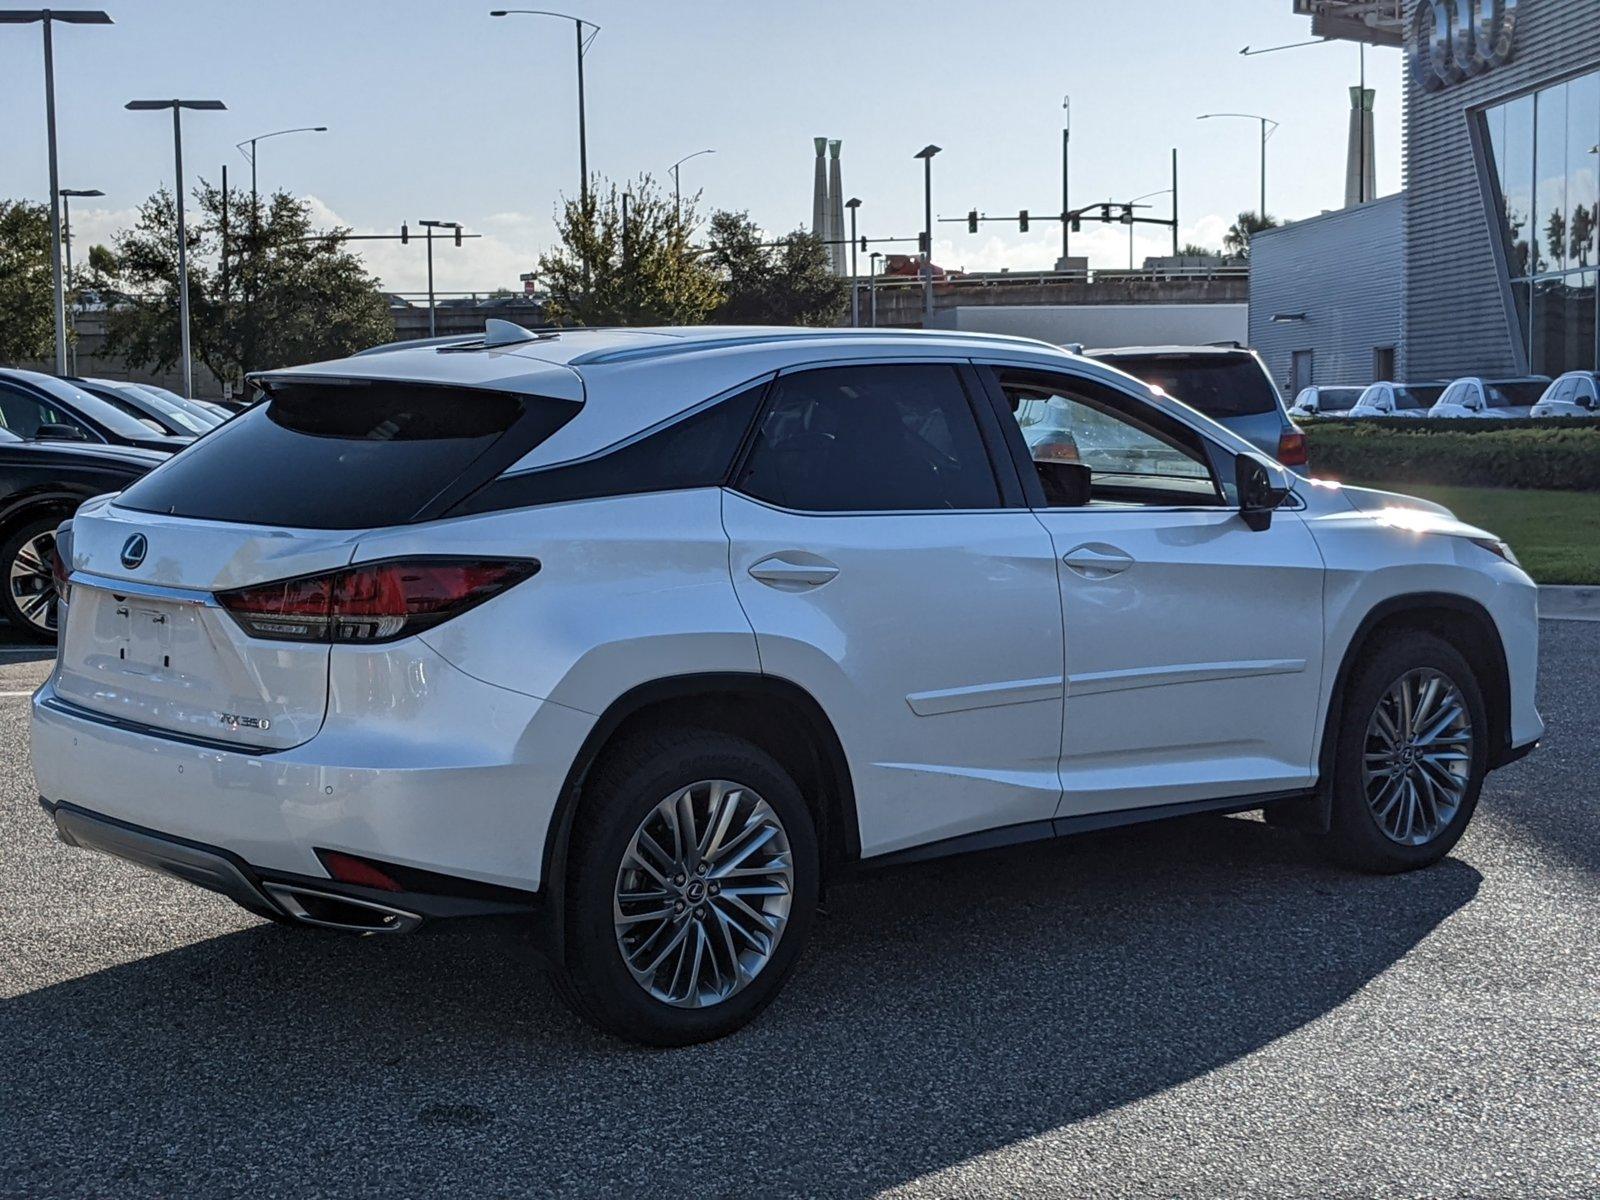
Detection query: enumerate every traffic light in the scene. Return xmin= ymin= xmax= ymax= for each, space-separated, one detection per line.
xmin=1018 ymin=209 xmax=1029 ymax=233
xmin=860 ymin=236 xmax=868 ymax=253
xmin=400 ymin=222 xmax=409 ymax=244
xmin=919 ymin=232 xmax=930 ymax=254
xmin=454 ymin=226 xmax=463 ymax=246
xmin=1120 ymin=205 xmax=1134 ymax=225
xmin=1070 ymin=213 xmax=1081 ymax=233
xmin=1100 ymin=204 xmax=1113 ymax=222
xmin=967 ymin=209 xmax=978 ymax=234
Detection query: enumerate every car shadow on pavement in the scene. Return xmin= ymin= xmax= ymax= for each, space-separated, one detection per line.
xmin=1 ymin=814 xmax=1480 ymax=1198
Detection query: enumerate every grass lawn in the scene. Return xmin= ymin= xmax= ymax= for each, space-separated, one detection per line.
xmin=1342 ymin=481 xmax=1600 ymax=586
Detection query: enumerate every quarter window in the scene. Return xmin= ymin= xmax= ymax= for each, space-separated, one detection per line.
xmin=735 ymin=365 xmax=1001 ymax=512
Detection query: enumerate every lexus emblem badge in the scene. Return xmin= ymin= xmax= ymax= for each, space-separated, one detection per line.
xmin=120 ymin=533 xmax=148 ymax=570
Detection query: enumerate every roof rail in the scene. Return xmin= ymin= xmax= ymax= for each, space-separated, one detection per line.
xmin=566 ymin=326 xmax=1056 ymax=367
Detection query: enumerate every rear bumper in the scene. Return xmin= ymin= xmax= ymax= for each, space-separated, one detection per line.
xmin=30 ymin=643 xmax=595 ymax=893
xmin=41 ymin=798 xmax=535 ymax=931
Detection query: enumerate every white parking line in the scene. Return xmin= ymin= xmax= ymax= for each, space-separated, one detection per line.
xmin=0 ymin=690 xmax=39 ymax=698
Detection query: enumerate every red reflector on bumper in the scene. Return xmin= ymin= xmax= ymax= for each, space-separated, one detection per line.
xmin=320 ymin=850 xmax=403 ymax=893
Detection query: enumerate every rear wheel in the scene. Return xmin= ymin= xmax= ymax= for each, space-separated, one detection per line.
xmin=1324 ymin=630 xmax=1488 ymax=872
xmin=0 ymin=516 xmax=63 ymax=643
xmin=553 ymin=729 xmax=818 ymax=1045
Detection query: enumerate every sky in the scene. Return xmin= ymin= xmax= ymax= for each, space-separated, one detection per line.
xmin=0 ymin=0 xmax=1404 ymax=296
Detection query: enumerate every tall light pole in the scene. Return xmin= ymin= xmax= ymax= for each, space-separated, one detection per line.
xmin=845 ymin=197 xmax=861 ymax=328
xmin=2 ymin=10 xmax=113 ymax=375
xmin=1198 ymin=112 xmax=1279 ymax=218
xmin=418 ymin=220 xmax=460 ymax=337
xmin=126 ymin=99 xmax=227 ymax=400
xmin=59 ymin=187 xmax=102 ymax=374
xmin=1124 ymin=188 xmax=1173 ymax=269
xmin=1061 ymin=94 xmax=1071 ymax=269
xmin=869 ymin=251 xmax=883 ymax=328
xmin=236 ymin=125 xmax=328 ymax=239
xmin=491 ymin=10 xmax=600 ymax=211
xmin=914 ymin=144 xmax=941 ymax=326
xmin=669 ymin=148 xmax=715 ymax=225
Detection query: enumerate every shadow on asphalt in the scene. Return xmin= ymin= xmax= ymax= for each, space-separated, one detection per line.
xmin=2 ymin=814 xmax=1480 ymax=1196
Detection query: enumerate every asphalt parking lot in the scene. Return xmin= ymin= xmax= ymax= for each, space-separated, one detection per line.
xmin=2 ymin=621 xmax=1597 ymax=1199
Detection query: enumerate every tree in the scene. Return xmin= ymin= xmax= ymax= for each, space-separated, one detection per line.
xmin=1223 ymin=211 xmax=1281 ymax=260
xmin=0 ymin=200 xmax=55 ymax=365
xmin=537 ymin=175 xmax=722 ymax=326
xmin=1177 ymin=242 xmax=1221 ymax=258
xmin=703 ymin=210 xmax=847 ymax=326
xmin=101 ymin=183 xmax=394 ymax=385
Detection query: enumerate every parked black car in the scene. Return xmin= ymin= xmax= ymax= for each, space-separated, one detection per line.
xmin=0 ymin=368 xmax=191 ymax=454
xmin=0 ymin=429 xmax=165 ymax=641
xmin=69 ymin=377 xmax=222 ymax=437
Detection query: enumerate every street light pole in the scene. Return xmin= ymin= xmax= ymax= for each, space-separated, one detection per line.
xmin=490 ymin=11 xmax=601 ymax=211
xmin=1198 ymin=112 xmax=1279 ymax=218
xmin=1061 ymin=95 xmax=1071 ymax=268
xmin=669 ymin=148 xmax=716 ymax=226
xmin=2 ymin=10 xmax=113 ymax=374
xmin=236 ymin=126 xmax=329 ymax=242
xmin=59 ymin=188 xmax=103 ymax=374
xmin=126 ymin=99 xmax=227 ymax=399
xmin=418 ymin=220 xmax=461 ymax=337
xmin=869 ymin=251 xmax=882 ymax=328
xmin=845 ymin=197 xmax=861 ymax=328
xmin=915 ymin=145 xmax=941 ymax=326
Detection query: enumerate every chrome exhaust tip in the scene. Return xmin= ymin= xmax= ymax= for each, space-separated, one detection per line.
xmin=261 ymin=882 xmax=423 ymax=934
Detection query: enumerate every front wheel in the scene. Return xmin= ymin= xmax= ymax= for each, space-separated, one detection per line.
xmin=1324 ymin=630 xmax=1489 ymax=872
xmin=553 ymin=730 xmax=819 ymax=1045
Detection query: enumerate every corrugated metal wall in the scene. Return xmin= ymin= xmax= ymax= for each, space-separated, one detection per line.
xmin=1249 ymin=194 xmax=1404 ymax=390
xmin=1402 ymin=0 xmax=1600 ymax=381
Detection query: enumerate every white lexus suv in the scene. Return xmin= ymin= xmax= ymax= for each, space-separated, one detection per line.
xmin=31 ymin=324 xmax=1542 ymax=1045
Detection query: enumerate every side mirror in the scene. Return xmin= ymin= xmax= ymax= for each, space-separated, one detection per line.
xmin=35 ymin=423 xmax=87 ymax=442
xmin=1036 ymin=460 xmax=1092 ymax=507
xmin=1236 ymin=455 xmax=1288 ymax=532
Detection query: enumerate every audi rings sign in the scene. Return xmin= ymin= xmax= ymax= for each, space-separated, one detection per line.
xmin=1412 ymin=0 xmax=1521 ymax=92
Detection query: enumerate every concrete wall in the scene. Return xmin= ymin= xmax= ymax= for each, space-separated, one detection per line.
xmin=1402 ymin=0 xmax=1600 ymax=380
xmin=930 ymin=303 xmax=1248 ymax=348
xmin=857 ymin=274 xmax=1248 ymax=330
xmin=1249 ymin=194 xmax=1403 ymax=391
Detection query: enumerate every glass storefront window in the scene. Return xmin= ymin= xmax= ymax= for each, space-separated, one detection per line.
xmin=1568 ymin=74 xmax=1599 ymax=270
xmin=1535 ymin=82 xmax=1568 ymax=275
xmin=1483 ymin=72 xmax=1600 ymax=375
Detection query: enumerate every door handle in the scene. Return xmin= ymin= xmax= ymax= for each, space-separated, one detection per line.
xmin=1062 ymin=543 xmax=1134 ymax=579
xmin=748 ymin=554 xmax=840 ymax=589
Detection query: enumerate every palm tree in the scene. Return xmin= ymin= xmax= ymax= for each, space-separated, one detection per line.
xmin=1223 ymin=211 xmax=1281 ymax=260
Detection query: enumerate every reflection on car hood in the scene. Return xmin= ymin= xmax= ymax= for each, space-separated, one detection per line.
xmin=1295 ymin=477 xmax=1456 ymax=519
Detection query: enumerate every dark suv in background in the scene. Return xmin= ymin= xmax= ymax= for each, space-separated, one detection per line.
xmin=1087 ymin=345 xmax=1306 ymax=467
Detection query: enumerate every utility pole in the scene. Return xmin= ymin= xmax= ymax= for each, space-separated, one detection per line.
xmin=418 ymin=219 xmax=462 ymax=336
xmin=1061 ymin=95 xmax=1071 ymax=268
xmin=915 ymin=145 xmax=940 ymax=325
xmin=846 ymin=197 xmax=861 ymax=328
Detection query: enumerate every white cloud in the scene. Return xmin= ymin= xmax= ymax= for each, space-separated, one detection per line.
xmin=933 ymin=213 xmax=1235 ymax=275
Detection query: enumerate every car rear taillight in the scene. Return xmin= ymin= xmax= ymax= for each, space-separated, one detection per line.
xmin=1277 ymin=428 xmax=1308 ymax=467
xmin=216 ymin=558 xmax=538 ymax=644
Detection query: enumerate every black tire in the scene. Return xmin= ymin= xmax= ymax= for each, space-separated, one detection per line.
xmin=0 ymin=516 xmax=64 ymax=643
xmin=1324 ymin=629 xmax=1489 ymax=873
xmin=552 ymin=729 xmax=819 ymax=1046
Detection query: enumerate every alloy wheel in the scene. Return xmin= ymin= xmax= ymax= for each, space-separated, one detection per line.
xmin=613 ymin=779 xmax=794 ymax=1008
xmin=1362 ymin=667 xmax=1473 ymax=846
xmin=8 ymin=530 xmax=58 ymax=636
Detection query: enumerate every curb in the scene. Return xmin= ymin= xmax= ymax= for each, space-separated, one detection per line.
xmin=1540 ymin=585 xmax=1600 ymax=622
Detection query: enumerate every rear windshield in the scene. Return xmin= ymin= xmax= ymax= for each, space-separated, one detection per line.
xmin=116 ymin=378 xmax=575 ymax=529
xmin=1317 ymin=387 xmax=1363 ymax=412
xmin=1097 ymin=354 xmax=1279 ymax=418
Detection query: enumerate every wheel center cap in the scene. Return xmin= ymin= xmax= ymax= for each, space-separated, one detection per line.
xmin=685 ymin=880 xmax=706 ymax=904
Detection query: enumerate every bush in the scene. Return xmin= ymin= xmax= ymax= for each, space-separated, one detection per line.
xmin=1304 ymin=420 xmax=1600 ymax=491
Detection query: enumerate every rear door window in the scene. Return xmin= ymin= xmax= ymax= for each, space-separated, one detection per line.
xmin=735 ymin=364 xmax=1001 ymax=512
xmin=1096 ymin=354 xmax=1279 ymax=418
xmin=116 ymin=378 xmax=577 ymax=529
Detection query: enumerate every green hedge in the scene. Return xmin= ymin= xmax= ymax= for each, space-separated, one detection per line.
xmin=1303 ymin=420 xmax=1600 ymax=491
xmin=1299 ymin=416 xmax=1600 ymax=434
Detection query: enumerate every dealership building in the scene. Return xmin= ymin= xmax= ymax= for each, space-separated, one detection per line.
xmin=1251 ymin=0 xmax=1600 ymax=392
